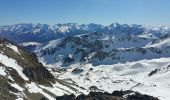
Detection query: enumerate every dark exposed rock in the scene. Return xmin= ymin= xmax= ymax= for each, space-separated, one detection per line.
xmin=0 ymin=76 xmax=17 ymax=100
xmin=21 ymin=50 xmax=55 ymax=84
xmin=127 ymin=92 xmax=159 ymax=100
xmin=72 ymin=68 xmax=84 ymax=74
xmin=55 ymin=90 xmax=159 ymax=100
xmin=40 ymin=97 xmax=47 ymax=100
xmin=56 ymin=94 xmax=75 ymax=100
xmin=7 ymin=84 xmax=19 ymax=93
xmin=89 ymin=68 xmax=93 ymax=71
xmin=23 ymin=66 xmax=54 ymax=84
xmin=148 ymin=47 xmax=162 ymax=54
xmin=89 ymin=86 xmax=104 ymax=92
xmin=148 ymin=69 xmax=158 ymax=77
xmin=89 ymin=86 xmax=98 ymax=91
xmin=112 ymin=90 xmax=123 ymax=97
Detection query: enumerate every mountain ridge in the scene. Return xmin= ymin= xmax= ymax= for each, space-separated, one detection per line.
xmin=1 ymin=22 xmax=169 ymax=44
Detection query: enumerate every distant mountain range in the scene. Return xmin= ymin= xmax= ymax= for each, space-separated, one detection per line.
xmin=1 ymin=23 xmax=169 ymax=43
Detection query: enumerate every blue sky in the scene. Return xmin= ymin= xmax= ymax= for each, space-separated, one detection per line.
xmin=0 ymin=0 xmax=170 ymax=26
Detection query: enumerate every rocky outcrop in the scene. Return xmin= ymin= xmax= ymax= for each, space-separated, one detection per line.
xmin=0 ymin=76 xmax=17 ymax=100
xmin=23 ymin=66 xmax=54 ymax=83
xmin=127 ymin=92 xmax=159 ymax=100
xmin=0 ymin=38 xmax=54 ymax=83
xmin=55 ymin=90 xmax=159 ymax=100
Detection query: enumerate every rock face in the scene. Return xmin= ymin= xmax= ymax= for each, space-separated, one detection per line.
xmin=127 ymin=92 xmax=159 ymax=100
xmin=0 ymin=76 xmax=17 ymax=100
xmin=0 ymin=38 xmax=56 ymax=99
xmin=23 ymin=66 xmax=54 ymax=83
xmin=0 ymin=38 xmax=54 ymax=83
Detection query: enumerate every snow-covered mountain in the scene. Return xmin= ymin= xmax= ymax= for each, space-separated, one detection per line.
xmin=36 ymin=31 xmax=170 ymax=67
xmin=0 ymin=38 xmax=90 ymax=100
xmin=33 ymin=23 xmax=170 ymax=100
xmin=0 ymin=23 xmax=103 ymax=43
xmin=0 ymin=23 xmax=55 ymax=43
xmin=1 ymin=23 xmax=169 ymax=44
xmin=1 ymin=23 xmax=170 ymax=100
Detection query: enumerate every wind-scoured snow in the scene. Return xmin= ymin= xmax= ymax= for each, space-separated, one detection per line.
xmin=0 ymin=53 xmax=29 ymax=80
xmin=26 ymin=82 xmax=55 ymax=100
xmin=10 ymin=83 xmax=24 ymax=92
xmin=0 ymin=66 xmax=6 ymax=76
xmin=6 ymin=43 xmax=20 ymax=54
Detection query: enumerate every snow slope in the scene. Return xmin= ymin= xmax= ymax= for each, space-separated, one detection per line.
xmin=57 ymin=57 xmax=170 ymax=100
